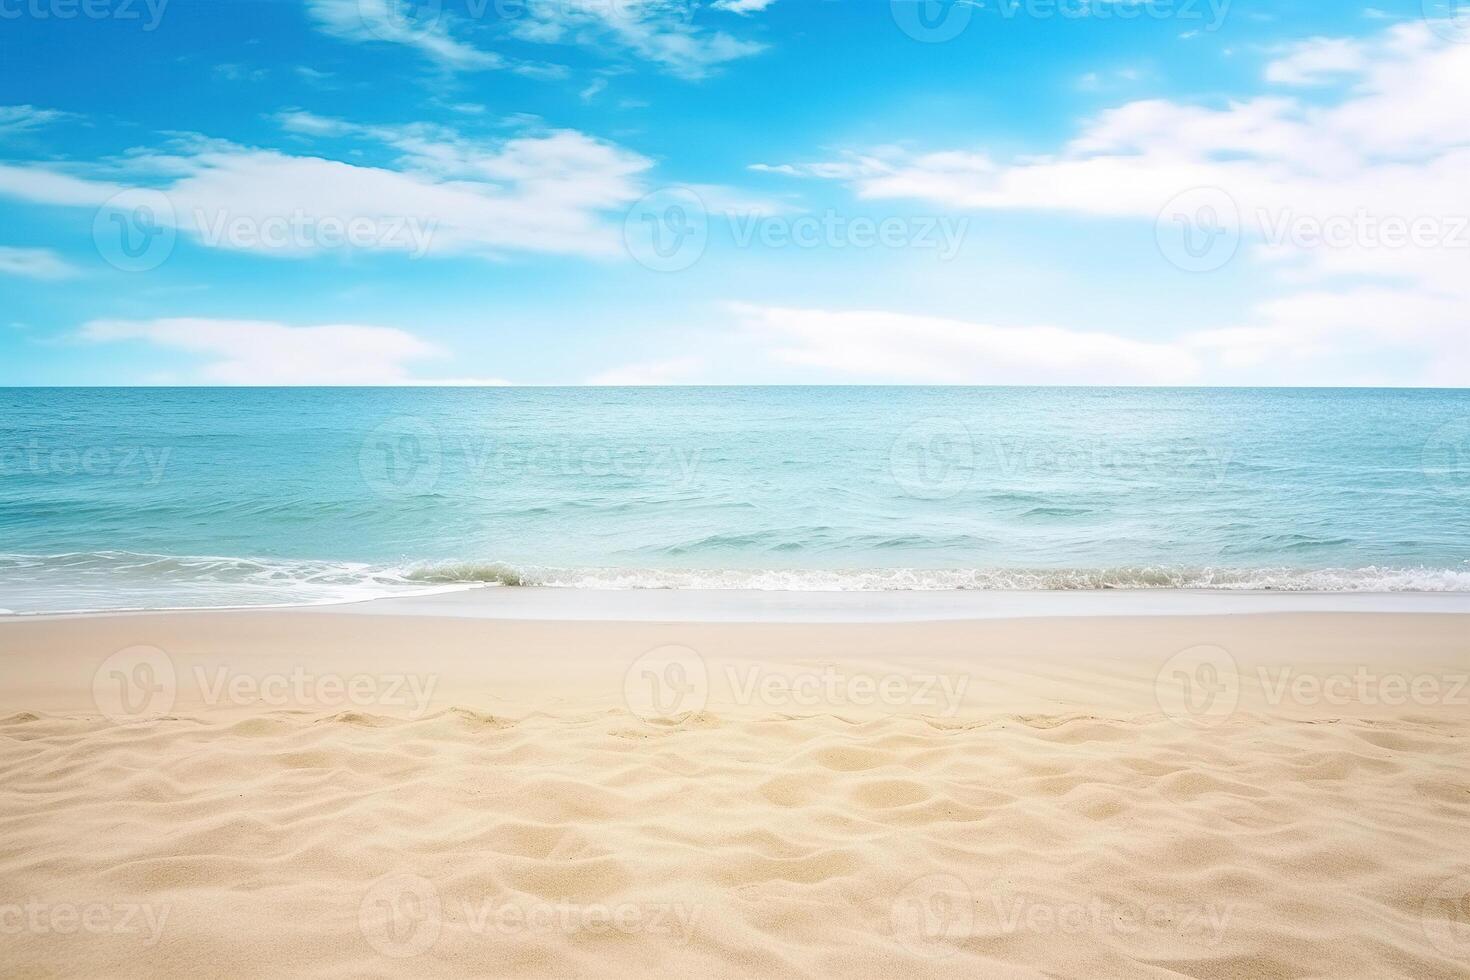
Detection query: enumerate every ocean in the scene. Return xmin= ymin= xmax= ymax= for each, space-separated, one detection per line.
xmin=1 ymin=386 xmax=1467 ymax=613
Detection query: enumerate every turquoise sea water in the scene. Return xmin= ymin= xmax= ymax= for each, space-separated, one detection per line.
xmin=1 ymin=387 xmax=1468 ymax=612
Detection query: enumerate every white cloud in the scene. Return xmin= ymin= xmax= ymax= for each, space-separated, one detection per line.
xmin=0 ymin=246 xmax=78 ymax=280
xmin=588 ymin=356 xmax=706 ymax=385
xmin=1264 ymin=37 xmax=1368 ymax=84
xmin=0 ymin=105 xmax=76 ymax=137
xmin=212 ymin=63 xmax=269 ymax=84
xmin=306 ymin=0 xmax=764 ymax=79
xmin=295 ymin=66 xmax=336 ymax=85
xmin=772 ymin=21 xmax=1470 ymax=384
xmin=507 ymin=0 xmax=765 ymax=79
xmin=732 ymin=305 xmax=1200 ymax=384
xmin=1188 ymin=286 xmax=1470 ymax=385
xmin=1076 ymin=66 xmax=1144 ymax=92
xmin=0 ymin=164 xmax=119 ymax=205
xmin=276 ymin=109 xmax=357 ymax=138
xmin=0 ymin=121 xmax=654 ymax=260
xmin=78 ymin=317 xmax=469 ymax=385
xmin=748 ymin=162 xmax=801 ymax=176
xmin=305 ymin=0 xmax=503 ymax=70
xmin=713 ymin=0 xmax=780 ymax=14
xmin=580 ymin=76 xmax=609 ymax=102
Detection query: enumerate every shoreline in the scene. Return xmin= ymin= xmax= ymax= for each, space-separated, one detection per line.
xmin=5 ymin=584 xmax=1470 ymax=623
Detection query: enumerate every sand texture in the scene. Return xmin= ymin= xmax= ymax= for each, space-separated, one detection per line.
xmin=1 ymin=608 xmax=1467 ymax=977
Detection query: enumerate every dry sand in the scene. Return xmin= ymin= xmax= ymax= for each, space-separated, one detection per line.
xmin=1 ymin=605 xmax=1468 ymax=977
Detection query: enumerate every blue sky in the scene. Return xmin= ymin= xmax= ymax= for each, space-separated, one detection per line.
xmin=0 ymin=0 xmax=1466 ymax=386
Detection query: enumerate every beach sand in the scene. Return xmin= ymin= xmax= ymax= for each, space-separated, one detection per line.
xmin=1 ymin=601 xmax=1468 ymax=977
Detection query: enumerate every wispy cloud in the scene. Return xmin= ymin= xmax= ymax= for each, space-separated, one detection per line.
xmin=305 ymin=0 xmax=765 ymax=79
xmin=0 ymin=105 xmax=77 ymax=137
xmin=76 ymin=317 xmax=502 ymax=385
xmin=0 ymin=246 xmax=79 ymax=280
xmin=506 ymin=0 xmax=766 ymax=78
xmin=588 ymin=356 xmax=706 ymax=385
xmin=713 ymin=0 xmax=781 ymax=14
xmin=733 ymin=304 xmax=1200 ymax=384
xmin=306 ymin=0 xmax=504 ymax=70
xmin=1264 ymin=36 xmax=1369 ymax=84
xmin=0 ymin=119 xmax=655 ymax=260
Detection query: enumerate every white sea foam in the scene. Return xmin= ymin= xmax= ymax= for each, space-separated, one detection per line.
xmin=401 ymin=561 xmax=1470 ymax=594
xmin=3 ymin=552 xmax=1469 ymax=614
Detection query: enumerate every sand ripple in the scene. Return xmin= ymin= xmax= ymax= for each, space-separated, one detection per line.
xmin=2 ymin=702 xmax=1469 ymax=978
